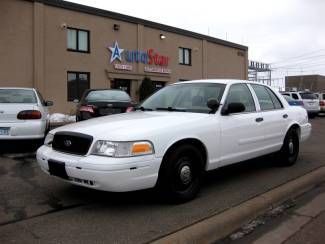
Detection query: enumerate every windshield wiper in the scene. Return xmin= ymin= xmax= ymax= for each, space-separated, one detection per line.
xmin=155 ymin=107 xmax=187 ymax=112
xmin=134 ymin=106 xmax=153 ymax=111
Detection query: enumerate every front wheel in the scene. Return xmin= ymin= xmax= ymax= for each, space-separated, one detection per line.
xmin=157 ymin=144 xmax=204 ymax=203
xmin=278 ymin=128 xmax=299 ymax=166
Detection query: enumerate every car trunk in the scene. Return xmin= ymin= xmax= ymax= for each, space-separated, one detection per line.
xmin=80 ymin=101 xmax=131 ymax=118
xmin=299 ymin=93 xmax=319 ymax=111
xmin=0 ymin=104 xmax=38 ymax=123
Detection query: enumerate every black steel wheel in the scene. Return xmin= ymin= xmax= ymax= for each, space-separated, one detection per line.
xmin=279 ymin=128 xmax=299 ymax=166
xmin=157 ymin=144 xmax=204 ymax=202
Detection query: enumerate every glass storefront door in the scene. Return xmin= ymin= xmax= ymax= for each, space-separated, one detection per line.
xmin=111 ymin=79 xmax=131 ymax=95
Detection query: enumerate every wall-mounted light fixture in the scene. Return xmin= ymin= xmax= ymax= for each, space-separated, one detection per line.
xmin=60 ymin=23 xmax=67 ymax=29
xmin=160 ymin=34 xmax=166 ymax=40
xmin=113 ymin=24 xmax=120 ymax=31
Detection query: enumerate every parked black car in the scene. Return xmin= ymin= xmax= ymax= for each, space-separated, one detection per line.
xmin=75 ymin=89 xmax=135 ymax=121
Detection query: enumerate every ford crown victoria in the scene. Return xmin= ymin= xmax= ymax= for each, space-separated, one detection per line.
xmin=37 ymin=80 xmax=311 ymax=202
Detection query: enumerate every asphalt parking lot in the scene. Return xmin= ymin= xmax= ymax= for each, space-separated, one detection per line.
xmin=0 ymin=117 xmax=325 ymax=243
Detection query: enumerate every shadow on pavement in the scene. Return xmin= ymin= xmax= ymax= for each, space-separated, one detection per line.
xmin=0 ymin=139 xmax=43 ymax=155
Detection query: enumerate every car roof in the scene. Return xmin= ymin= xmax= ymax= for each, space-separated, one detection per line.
xmin=0 ymin=87 xmax=35 ymax=90
xmin=86 ymin=88 xmax=128 ymax=92
xmin=174 ymin=79 xmax=258 ymax=86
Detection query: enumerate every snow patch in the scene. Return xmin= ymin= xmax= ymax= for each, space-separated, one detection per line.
xmin=50 ymin=113 xmax=76 ymax=123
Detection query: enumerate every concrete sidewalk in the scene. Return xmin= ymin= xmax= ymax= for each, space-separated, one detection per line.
xmin=224 ymin=182 xmax=325 ymax=244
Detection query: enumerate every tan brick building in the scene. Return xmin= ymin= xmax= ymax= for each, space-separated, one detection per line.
xmin=285 ymin=75 xmax=325 ymax=92
xmin=0 ymin=0 xmax=248 ymax=113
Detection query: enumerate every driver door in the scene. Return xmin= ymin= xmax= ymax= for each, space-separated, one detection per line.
xmin=219 ymin=83 xmax=264 ymax=166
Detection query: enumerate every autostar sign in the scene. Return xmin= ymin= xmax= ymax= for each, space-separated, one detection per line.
xmin=107 ymin=41 xmax=170 ymax=71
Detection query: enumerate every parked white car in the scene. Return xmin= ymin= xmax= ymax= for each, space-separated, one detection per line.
xmin=282 ymin=91 xmax=320 ymax=118
xmin=37 ymin=80 xmax=311 ymax=202
xmin=0 ymin=87 xmax=53 ymax=140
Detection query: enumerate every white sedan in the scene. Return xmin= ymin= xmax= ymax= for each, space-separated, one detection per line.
xmin=0 ymin=87 xmax=53 ymax=140
xmin=37 ymin=80 xmax=311 ymax=202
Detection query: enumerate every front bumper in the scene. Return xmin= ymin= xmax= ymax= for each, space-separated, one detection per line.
xmin=36 ymin=146 xmax=162 ymax=192
xmin=0 ymin=120 xmax=46 ymax=139
xmin=300 ymin=123 xmax=312 ymax=142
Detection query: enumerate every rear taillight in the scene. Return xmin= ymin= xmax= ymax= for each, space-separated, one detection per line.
xmin=17 ymin=110 xmax=42 ymax=120
xmin=79 ymin=105 xmax=96 ymax=113
xmin=126 ymin=107 xmax=134 ymax=113
xmin=320 ymin=101 xmax=325 ymax=106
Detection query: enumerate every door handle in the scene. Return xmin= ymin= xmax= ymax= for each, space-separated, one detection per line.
xmin=255 ymin=117 xmax=264 ymax=122
xmin=283 ymin=114 xmax=288 ymax=119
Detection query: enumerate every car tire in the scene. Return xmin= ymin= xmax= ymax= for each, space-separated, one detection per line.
xmin=308 ymin=113 xmax=316 ymax=119
xmin=157 ymin=144 xmax=204 ymax=203
xmin=278 ymin=128 xmax=299 ymax=166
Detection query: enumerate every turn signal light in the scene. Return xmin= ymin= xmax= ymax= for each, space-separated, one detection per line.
xmin=131 ymin=142 xmax=153 ymax=155
xmin=17 ymin=110 xmax=42 ymax=120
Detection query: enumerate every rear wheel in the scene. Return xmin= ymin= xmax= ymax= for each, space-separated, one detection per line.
xmin=278 ymin=128 xmax=299 ymax=166
xmin=157 ymin=144 xmax=204 ymax=203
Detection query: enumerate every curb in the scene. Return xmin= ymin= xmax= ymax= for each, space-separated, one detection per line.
xmin=151 ymin=166 xmax=325 ymax=244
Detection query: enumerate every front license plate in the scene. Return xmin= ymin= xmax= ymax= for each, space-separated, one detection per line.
xmin=0 ymin=127 xmax=9 ymax=135
xmin=48 ymin=160 xmax=69 ymax=180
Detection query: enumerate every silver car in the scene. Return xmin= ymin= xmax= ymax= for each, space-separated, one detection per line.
xmin=0 ymin=88 xmax=53 ymax=139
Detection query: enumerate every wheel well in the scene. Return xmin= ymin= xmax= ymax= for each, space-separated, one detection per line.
xmin=289 ymin=124 xmax=301 ymax=137
xmin=161 ymin=138 xmax=208 ymax=169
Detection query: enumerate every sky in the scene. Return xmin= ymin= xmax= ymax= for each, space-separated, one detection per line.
xmin=68 ymin=0 xmax=325 ymax=81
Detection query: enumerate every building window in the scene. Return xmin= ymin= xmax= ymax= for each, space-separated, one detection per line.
xmin=67 ymin=27 xmax=90 ymax=53
xmin=179 ymin=47 xmax=191 ymax=65
xmin=67 ymin=72 xmax=90 ymax=101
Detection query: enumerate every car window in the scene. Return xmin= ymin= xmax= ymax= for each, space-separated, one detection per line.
xmin=323 ymin=94 xmax=325 ymax=100
xmin=0 ymin=89 xmax=37 ymax=103
xmin=251 ymin=84 xmax=276 ymax=111
xmin=282 ymin=93 xmax=290 ymax=96
xmin=266 ymin=87 xmax=283 ymax=109
xmin=85 ymin=90 xmax=131 ymax=102
xmin=299 ymin=92 xmax=317 ymax=100
xmin=225 ymin=84 xmax=256 ymax=112
xmin=291 ymin=93 xmax=299 ymax=100
xmin=141 ymin=83 xmax=226 ymax=113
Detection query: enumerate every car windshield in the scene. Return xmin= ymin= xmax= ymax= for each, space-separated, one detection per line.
xmin=85 ymin=90 xmax=130 ymax=102
xmin=141 ymin=83 xmax=226 ymax=113
xmin=299 ymin=92 xmax=317 ymax=100
xmin=0 ymin=89 xmax=37 ymax=103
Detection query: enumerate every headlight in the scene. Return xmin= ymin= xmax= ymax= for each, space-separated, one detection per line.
xmin=91 ymin=140 xmax=154 ymax=157
xmin=44 ymin=133 xmax=54 ymax=147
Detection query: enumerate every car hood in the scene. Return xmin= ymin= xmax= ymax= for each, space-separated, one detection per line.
xmin=51 ymin=111 xmax=209 ymax=140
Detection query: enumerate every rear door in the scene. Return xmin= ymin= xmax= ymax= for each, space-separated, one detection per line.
xmin=250 ymin=84 xmax=288 ymax=152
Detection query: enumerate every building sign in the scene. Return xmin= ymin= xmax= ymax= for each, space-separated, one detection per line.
xmin=144 ymin=66 xmax=171 ymax=74
xmin=249 ymin=60 xmax=271 ymax=71
xmin=114 ymin=63 xmax=133 ymax=71
xmin=107 ymin=41 xmax=171 ymax=73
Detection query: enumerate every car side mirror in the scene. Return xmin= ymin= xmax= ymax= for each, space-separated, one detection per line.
xmin=207 ymin=99 xmax=220 ymax=113
xmin=73 ymin=99 xmax=79 ymax=103
xmin=221 ymin=102 xmax=245 ymax=115
xmin=45 ymin=101 xmax=53 ymax=107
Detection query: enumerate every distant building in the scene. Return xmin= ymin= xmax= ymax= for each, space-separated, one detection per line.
xmin=285 ymin=75 xmax=325 ymax=92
